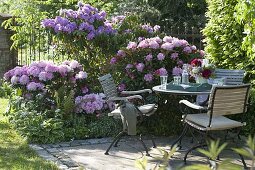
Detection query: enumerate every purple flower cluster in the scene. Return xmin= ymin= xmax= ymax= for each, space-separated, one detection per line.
xmin=75 ymin=93 xmax=105 ymax=114
xmin=172 ymin=67 xmax=183 ymax=76
xmin=155 ymin=68 xmax=168 ymax=76
xmin=41 ymin=2 xmax=116 ymax=40
xmin=118 ymin=83 xmax=126 ymax=92
xmin=144 ymin=73 xmax=153 ymax=82
xmin=110 ymin=15 xmax=126 ymax=25
xmin=141 ymin=24 xmax=160 ymax=33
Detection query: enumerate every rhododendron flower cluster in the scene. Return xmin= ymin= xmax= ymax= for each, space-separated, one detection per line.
xmin=75 ymin=93 xmax=105 ymax=114
xmin=4 ymin=60 xmax=109 ymax=114
xmin=4 ymin=60 xmax=85 ymax=89
xmin=41 ymin=2 xmax=116 ymax=40
xmin=110 ymin=36 xmax=205 ymax=90
xmin=141 ymin=24 xmax=160 ymax=33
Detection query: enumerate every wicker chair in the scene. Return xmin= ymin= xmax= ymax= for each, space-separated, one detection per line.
xmin=98 ymin=74 xmax=157 ymax=156
xmin=172 ymin=84 xmax=251 ymax=168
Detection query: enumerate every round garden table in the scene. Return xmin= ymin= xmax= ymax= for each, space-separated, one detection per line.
xmin=152 ymin=85 xmax=211 ymax=95
xmin=151 ymin=84 xmax=212 ymax=136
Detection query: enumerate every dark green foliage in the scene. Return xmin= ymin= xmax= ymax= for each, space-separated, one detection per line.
xmin=202 ymin=0 xmax=246 ymax=69
xmin=88 ymin=115 xmax=122 ymax=138
xmin=146 ymin=0 xmax=207 ymax=31
xmin=113 ymin=0 xmax=207 ymax=33
xmin=244 ymin=88 xmax=255 ymax=135
xmin=140 ymin=94 xmax=184 ymax=136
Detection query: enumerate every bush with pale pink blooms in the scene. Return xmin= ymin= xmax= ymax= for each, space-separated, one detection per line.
xmin=4 ymin=60 xmax=112 ymax=115
xmin=110 ymin=36 xmax=205 ymax=90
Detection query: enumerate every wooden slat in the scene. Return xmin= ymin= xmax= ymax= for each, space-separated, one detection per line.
xmin=208 ymin=85 xmax=250 ymax=116
xmin=215 ymin=69 xmax=244 ymax=85
xmin=98 ymin=74 xmax=118 ymax=98
xmin=212 ymin=108 xmax=243 ymax=116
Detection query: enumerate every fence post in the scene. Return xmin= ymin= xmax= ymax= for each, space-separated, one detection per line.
xmin=0 ymin=13 xmax=17 ymax=79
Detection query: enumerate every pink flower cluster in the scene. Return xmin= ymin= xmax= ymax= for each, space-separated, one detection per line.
xmin=4 ymin=60 xmax=86 ymax=91
xmin=4 ymin=60 xmax=115 ymax=114
xmin=110 ymin=36 xmax=204 ymax=88
xmin=141 ymin=24 xmax=160 ymax=33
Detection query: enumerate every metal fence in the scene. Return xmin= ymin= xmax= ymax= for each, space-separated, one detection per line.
xmin=17 ymin=28 xmax=67 ymax=66
xmin=167 ymin=26 xmax=204 ymax=50
xmin=17 ymin=26 xmax=204 ymax=66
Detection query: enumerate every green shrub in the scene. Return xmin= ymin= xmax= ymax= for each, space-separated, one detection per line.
xmin=203 ymin=0 xmax=246 ymax=70
xmin=235 ymin=1 xmax=255 ymax=84
xmin=8 ymin=109 xmax=64 ymax=143
xmin=0 ymin=80 xmax=14 ymax=98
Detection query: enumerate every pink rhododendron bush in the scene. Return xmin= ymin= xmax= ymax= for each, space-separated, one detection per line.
xmin=4 ymin=60 xmax=118 ymax=143
xmin=110 ymin=36 xmax=205 ymax=90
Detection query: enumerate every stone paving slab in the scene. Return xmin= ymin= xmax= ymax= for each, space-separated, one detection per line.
xmin=30 ymin=136 xmax=252 ymax=170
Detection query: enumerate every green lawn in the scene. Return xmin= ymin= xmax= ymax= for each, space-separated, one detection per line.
xmin=0 ymin=98 xmax=58 ymax=170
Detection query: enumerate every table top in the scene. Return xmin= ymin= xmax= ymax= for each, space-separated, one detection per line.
xmin=152 ymin=85 xmax=211 ymax=95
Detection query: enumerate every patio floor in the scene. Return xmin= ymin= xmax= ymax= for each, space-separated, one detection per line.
xmin=30 ymin=136 xmax=252 ymax=170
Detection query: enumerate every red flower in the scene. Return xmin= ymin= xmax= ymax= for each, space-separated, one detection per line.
xmin=191 ymin=58 xmax=202 ymax=67
xmin=202 ymin=69 xmax=212 ymax=79
xmin=154 ymin=69 xmax=160 ymax=76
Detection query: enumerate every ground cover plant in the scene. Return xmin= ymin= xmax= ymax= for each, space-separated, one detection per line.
xmin=0 ymin=98 xmax=58 ymax=169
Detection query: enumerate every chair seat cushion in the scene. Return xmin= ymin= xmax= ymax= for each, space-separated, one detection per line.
xmin=138 ymin=104 xmax=156 ymax=115
xmin=108 ymin=104 xmax=156 ymax=117
xmin=108 ymin=108 xmax=121 ymax=117
xmin=185 ymin=113 xmax=244 ymax=131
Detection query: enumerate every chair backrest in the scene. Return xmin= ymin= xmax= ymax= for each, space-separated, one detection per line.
xmin=98 ymin=74 xmax=118 ymax=98
xmin=215 ymin=69 xmax=245 ymax=85
xmin=207 ymin=84 xmax=250 ymax=117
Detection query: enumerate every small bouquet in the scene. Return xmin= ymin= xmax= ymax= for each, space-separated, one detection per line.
xmin=190 ymin=58 xmax=215 ymax=80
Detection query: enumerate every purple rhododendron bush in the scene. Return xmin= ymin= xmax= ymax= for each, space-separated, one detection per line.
xmin=110 ymin=36 xmax=205 ymax=90
xmin=4 ymin=60 xmax=118 ymax=143
xmin=40 ymin=2 xmax=161 ymax=86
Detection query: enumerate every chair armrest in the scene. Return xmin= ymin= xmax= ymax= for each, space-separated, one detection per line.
xmin=120 ymin=89 xmax=152 ymax=95
xmin=108 ymin=95 xmax=143 ymax=102
xmin=179 ymin=100 xmax=207 ymax=111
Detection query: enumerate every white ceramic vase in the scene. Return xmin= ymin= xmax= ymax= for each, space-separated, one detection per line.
xmin=196 ymin=76 xmax=207 ymax=84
